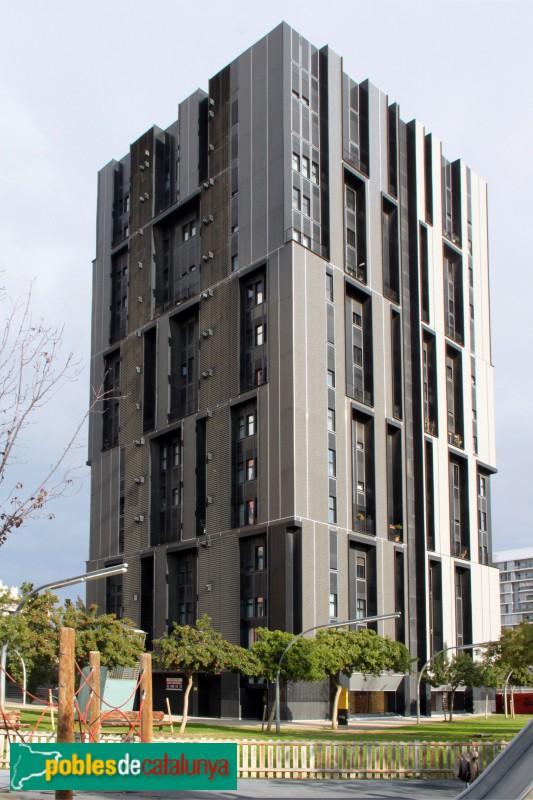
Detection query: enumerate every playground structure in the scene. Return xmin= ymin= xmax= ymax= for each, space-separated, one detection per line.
xmin=0 ymin=626 xmax=157 ymax=745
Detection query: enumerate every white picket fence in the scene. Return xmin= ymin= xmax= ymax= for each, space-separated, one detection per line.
xmin=1 ymin=733 xmax=506 ymax=780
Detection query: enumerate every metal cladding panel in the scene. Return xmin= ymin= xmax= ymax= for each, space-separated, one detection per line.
xmin=197 ymin=535 xmax=239 ymax=640
xmin=208 ymin=67 xmax=231 ymax=177
xmin=337 ymin=530 xmax=349 ymax=619
xmin=120 ymin=333 xmax=150 ymax=581
xmin=200 ymin=170 xmax=231 ymax=288
xmin=178 ymin=91 xmax=206 ymax=201
xmin=90 ymin=164 xmax=116 ymax=462
xmin=268 ymin=522 xmax=289 ymax=631
xmin=182 ymin=415 xmax=197 ymax=541
xmin=199 ymin=280 xmax=239 ymax=413
xmin=129 ymin=130 xmax=155 ymax=331
xmin=205 ymin=404 xmax=232 ymax=534
xmin=89 ymin=449 xmax=120 ymax=561
xmin=122 ymin=554 xmax=141 ymax=626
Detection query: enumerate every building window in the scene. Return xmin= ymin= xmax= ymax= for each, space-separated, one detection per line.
xmin=246 ymin=413 xmax=255 ymax=436
xmin=326 ymin=273 xmax=333 ymax=302
xmin=327 ymin=369 xmax=335 ymax=387
xmin=231 ymin=255 xmax=239 ymax=271
xmin=246 ymin=457 xmax=255 ymax=481
xmin=327 ymin=407 xmax=336 ymax=432
xmin=354 ymin=345 xmax=363 ymax=367
xmin=255 ymin=545 xmax=265 ymax=571
xmin=151 ymin=431 xmax=183 ymax=546
xmin=292 ymin=187 xmax=301 ymax=210
xmin=255 ymin=597 xmax=265 ymax=616
xmin=329 ymin=593 xmax=338 ymax=618
xmin=302 ymin=195 xmax=311 ymax=216
xmin=328 ymin=495 xmax=337 ymax=524
xmin=356 ymin=556 xmax=366 ymax=579
xmin=302 ymin=155 xmax=310 ymax=178
xmin=346 ymin=187 xmax=355 ymax=211
xmin=479 ymin=475 xmax=486 ymax=497
xmin=356 ymin=598 xmax=367 ymax=619
xmin=241 ymin=270 xmax=267 ymax=391
xmin=328 ymin=449 xmax=336 ymax=477
xmin=247 ymin=498 xmax=256 ymax=526
xmin=311 ymin=161 xmax=319 ymax=185
xmin=292 ymin=152 xmax=300 ymax=172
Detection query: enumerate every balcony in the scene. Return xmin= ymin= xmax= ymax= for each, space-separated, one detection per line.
xmin=388 ymin=523 xmax=403 ymax=543
xmin=352 ymin=386 xmax=373 ymax=407
xmin=346 ymin=263 xmax=366 ymax=283
xmin=424 ymin=418 xmax=437 ymax=436
xmin=445 ymin=326 xmax=464 ymax=346
xmin=448 ymin=431 xmax=463 ymax=449
xmin=453 ymin=542 xmax=470 ymax=560
xmin=354 ymin=515 xmax=375 ymax=535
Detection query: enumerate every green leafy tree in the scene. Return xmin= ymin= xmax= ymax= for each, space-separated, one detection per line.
xmin=248 ymin=628 xmax=322 ymax=731
xmin=153 ymin=615 xmax=250 ymax=733
xmin=59 ymin=599 xmax=145 ymax=670
xmin=315 ymin=628 xmax=412 ymax=730
xmin=477 ymin=650 xmax=507 ymax=719
xmin=427 ymin=649 xmax=481 ymax=722
xmin=489 ymin=624 xmax=533 ymax=717
xmin=0 ymin=584 xmax=59 ymax=694
xmin=498 ymin=622 xmax=533 ymax=672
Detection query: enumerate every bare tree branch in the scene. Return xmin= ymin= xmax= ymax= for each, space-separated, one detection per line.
xmin=0 ymin=283 xmax=102 ymax=546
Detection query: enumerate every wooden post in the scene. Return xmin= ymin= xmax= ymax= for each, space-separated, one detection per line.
xmin=48 ymin=688 xmax=55 ymax=732
xmin=166 ymin=696 xmax=174 ymax=733
xmin=139 ymin=653 xmax=153 ymax=743
xmin=56 ymin=626 xmax=75 ymax=800
xmin=88 ymin=651 xmax=101 ymax=743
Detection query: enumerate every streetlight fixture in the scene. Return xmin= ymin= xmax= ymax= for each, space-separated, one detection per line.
xmin=275 ymin=612 xmax=401 ymax=733
xmin=0 ymin=563 xmax=128 ymax=707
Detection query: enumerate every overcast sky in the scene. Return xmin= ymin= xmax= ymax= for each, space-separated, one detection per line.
xmin=0 ymin=0 xmax=531 ymax=600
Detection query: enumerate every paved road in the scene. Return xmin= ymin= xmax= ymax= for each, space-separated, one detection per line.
xmin=1 ymin=778 xmax=464 ymax=799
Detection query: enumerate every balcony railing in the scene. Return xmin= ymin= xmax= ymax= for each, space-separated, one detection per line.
xmin=453 ymin=542 xmax=470 ymax=560
xmin=445 ymin=326 xmax=464 ymax=345
xmin=352 ymin=386 xmax=373 ymax=407
xmin=346 ymin=264 xmax=366 ymax=283
xmin=424 ymin=418 xmax=437 ymax=436
xmin=448 ymin=431 xmax=463 ymax=448
xmin=389 ymin=524 xmax=403 ymax=543
xmin=354 ymin=515 xmax=375 ymax=535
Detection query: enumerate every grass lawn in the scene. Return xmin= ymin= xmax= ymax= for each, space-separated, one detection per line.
xmin=13 ymin=707 xmax=530 ymax=743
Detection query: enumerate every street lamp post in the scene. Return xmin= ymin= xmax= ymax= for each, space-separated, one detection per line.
xmin=0 ymin=564 xmax=128 ymax=707
xmin=275 ymin=612 xmax=401 ymax=734
xmin=416 ymin=640 xmax=493 ymax=724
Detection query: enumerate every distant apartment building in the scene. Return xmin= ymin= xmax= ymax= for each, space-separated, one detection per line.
xmin=492 ymin=547 xmax=533 ymax=628
xmin=0 ymin=580 xmax=20 ymax=614
xmin=87 ymin=23 xmax=500 ymax=718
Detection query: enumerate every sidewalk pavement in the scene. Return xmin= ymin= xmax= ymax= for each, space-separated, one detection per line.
xmin=1 ymin=778 xmax=464 ymax=799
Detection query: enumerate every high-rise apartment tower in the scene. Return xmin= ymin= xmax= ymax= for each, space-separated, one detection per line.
xmin=88 ymin=23 xmax=500 ymax=718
